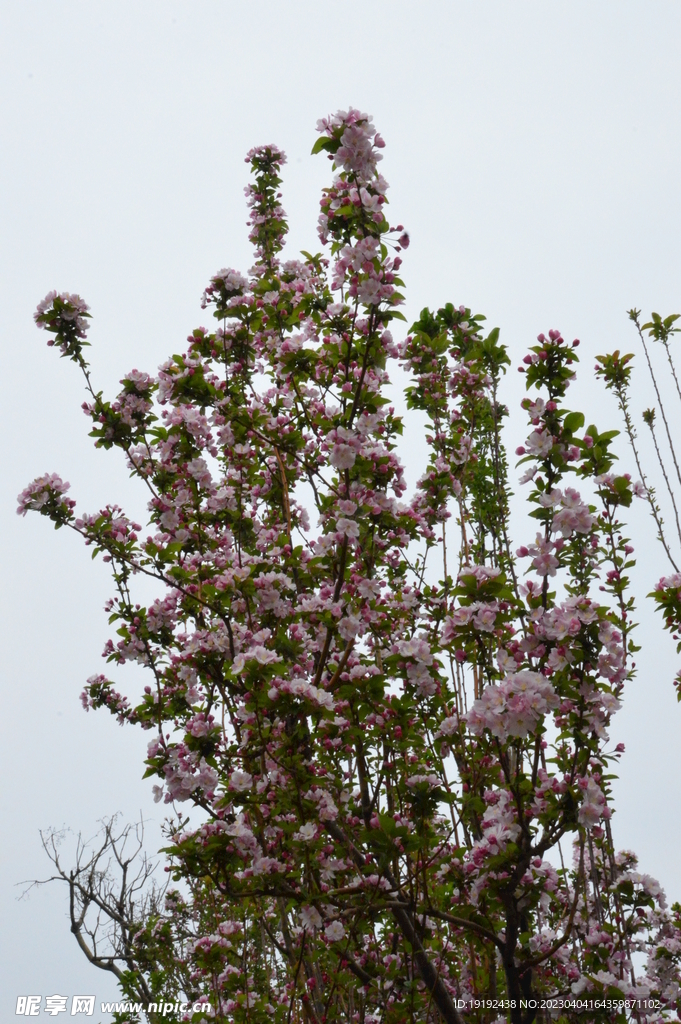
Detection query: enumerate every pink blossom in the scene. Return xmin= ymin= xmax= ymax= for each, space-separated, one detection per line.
xmin=294 ymin=822 xmax=318 ymax=842
xmin=406 ymin=773 xmax=440 ymax=789
xmin=324 ymin=920 xmax=345 ymax=942
xmin=577 ymin=777 xmax=607 ymax=828
xmin=473 ymin=606 xmax=498 ymax=632
xmin=229 ymin=771 xmax=253 ymax=793
xmin=467 ymin=672 xmax=559 ymax=742
xmin=17 ymin=474 xmax=74 ymax=517
xmin=300 ymin=906 xmax=323 ymax=931
xmin=330 ymin=444 xmax=357 ymax=470
xmin=458 ymin=564 xmax=502 ymax=584
xmin=335 ymin=517 xmax=360 ymax=539
xmin=436 ymin=715 xmax=460 ymax=738
xmin=396 ymin=638 xmax=432 ymax=664
xmin=523 ymin=534 xmax=560 ymax=577
xmin=525 ymin=429 xmax=554 ymax=458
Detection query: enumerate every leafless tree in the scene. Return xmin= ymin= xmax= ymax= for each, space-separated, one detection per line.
xmin=22 ymin=815 xmax=169 ymax=1022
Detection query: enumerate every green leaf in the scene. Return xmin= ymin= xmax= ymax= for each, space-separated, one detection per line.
xmin=563 ymin=411 xmax=585 ymax=433
xmin=311 ymin=136 xmax=337 ymax=155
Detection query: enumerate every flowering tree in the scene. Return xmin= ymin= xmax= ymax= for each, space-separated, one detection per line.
xmin=596 ymin=314 xmax=681 ymax=710
xmin=20 ymin=109 xmax=681 ymax=1024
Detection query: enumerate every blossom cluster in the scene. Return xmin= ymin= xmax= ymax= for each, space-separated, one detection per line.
xmin=466 ymin=670 xmax=560 ymax=742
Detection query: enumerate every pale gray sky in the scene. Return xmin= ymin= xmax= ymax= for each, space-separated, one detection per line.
xmin=3 ymin=2 xmax=681 ymax=1016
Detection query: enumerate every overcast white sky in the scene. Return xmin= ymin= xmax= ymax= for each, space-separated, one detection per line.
xmin=3 ymin=2 xmax=681 ymax=1017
